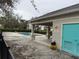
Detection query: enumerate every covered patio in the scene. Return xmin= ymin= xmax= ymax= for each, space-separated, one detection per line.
xmin=31 ymin=17 xmax=53 ymax=41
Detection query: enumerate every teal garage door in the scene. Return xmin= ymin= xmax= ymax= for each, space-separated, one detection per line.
xmin=62 ymin=23 xmax=79 ymax=56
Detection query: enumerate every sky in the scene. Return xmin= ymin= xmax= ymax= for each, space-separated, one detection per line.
xmin=13 ymin=0 xmax=79 ymax=20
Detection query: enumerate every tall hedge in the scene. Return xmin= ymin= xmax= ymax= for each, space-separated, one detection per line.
xmin=0 ymin=29 xmax=52 ymax=35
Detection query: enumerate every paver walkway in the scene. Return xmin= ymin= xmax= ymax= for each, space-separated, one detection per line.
xmin=5 ymin=40 xmax=75 ymax=59
xmin=3 ymin=32 xmax=75 ymax=59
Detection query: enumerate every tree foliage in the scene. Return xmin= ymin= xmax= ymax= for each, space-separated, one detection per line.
xmin=0 ymin=0 xmax=17 ymax=16
xmin=31 ymin=0 xmax=38 ymax=11
xmin=0 ymin=0 xmax=29 ymax=30
xmin=0 ymin=14 xmax=28 ymax=30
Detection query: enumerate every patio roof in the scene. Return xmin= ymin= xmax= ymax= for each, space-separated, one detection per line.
xmin=31 ymin=4 xmax=79 ymax=26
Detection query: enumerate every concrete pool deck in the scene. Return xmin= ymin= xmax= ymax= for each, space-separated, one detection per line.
xmin=3 ymin=32 xmax=74 ymax=59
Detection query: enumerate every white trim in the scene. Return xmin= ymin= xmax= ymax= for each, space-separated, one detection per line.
xmin=31 ymin=20 xmax=53 ymax=25
xmin=60 ymin=17 xmax=79 ymax=50
xmin=60 ymin=24 xmax=63 ymax=50
xmin=53 ymin=15 xmax=79 ymax=22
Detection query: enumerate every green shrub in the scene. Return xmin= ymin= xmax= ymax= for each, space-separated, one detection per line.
xmin=34 ymin=30 xmax=52 ymax=35
xmin=0 ymin=29 xmax=52 ymax=35
xmin=0 ymin=29 xmax=31 ymax=32
xmin=34 ymin=30 xmax=46 ymax=34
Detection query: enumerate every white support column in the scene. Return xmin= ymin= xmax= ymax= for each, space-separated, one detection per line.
xmin=31 ymin=24 xmax=35 ymax=40
xmin=51 ymin=22 xmax=54 ymax=42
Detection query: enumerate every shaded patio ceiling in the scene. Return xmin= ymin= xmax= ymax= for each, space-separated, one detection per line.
xmin=33 ymin=22 xmax=53 ymax=26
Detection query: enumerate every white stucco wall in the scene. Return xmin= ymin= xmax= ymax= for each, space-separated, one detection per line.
xmin=53 ymin=15 xmax=79 ymax=50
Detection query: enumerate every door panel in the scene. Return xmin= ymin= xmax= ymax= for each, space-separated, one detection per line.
xmin=62 ymin=23 xmax=79 ymax=56
xmin=76 ymin=43 xmax=79 ymax=56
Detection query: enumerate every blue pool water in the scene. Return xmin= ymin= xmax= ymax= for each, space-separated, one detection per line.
xmin=20 ymin=32 xmax=31 ymax=35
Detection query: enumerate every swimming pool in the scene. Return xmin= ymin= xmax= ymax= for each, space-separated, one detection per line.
xmin=20 ymin=32 xmax=31 ymax=35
